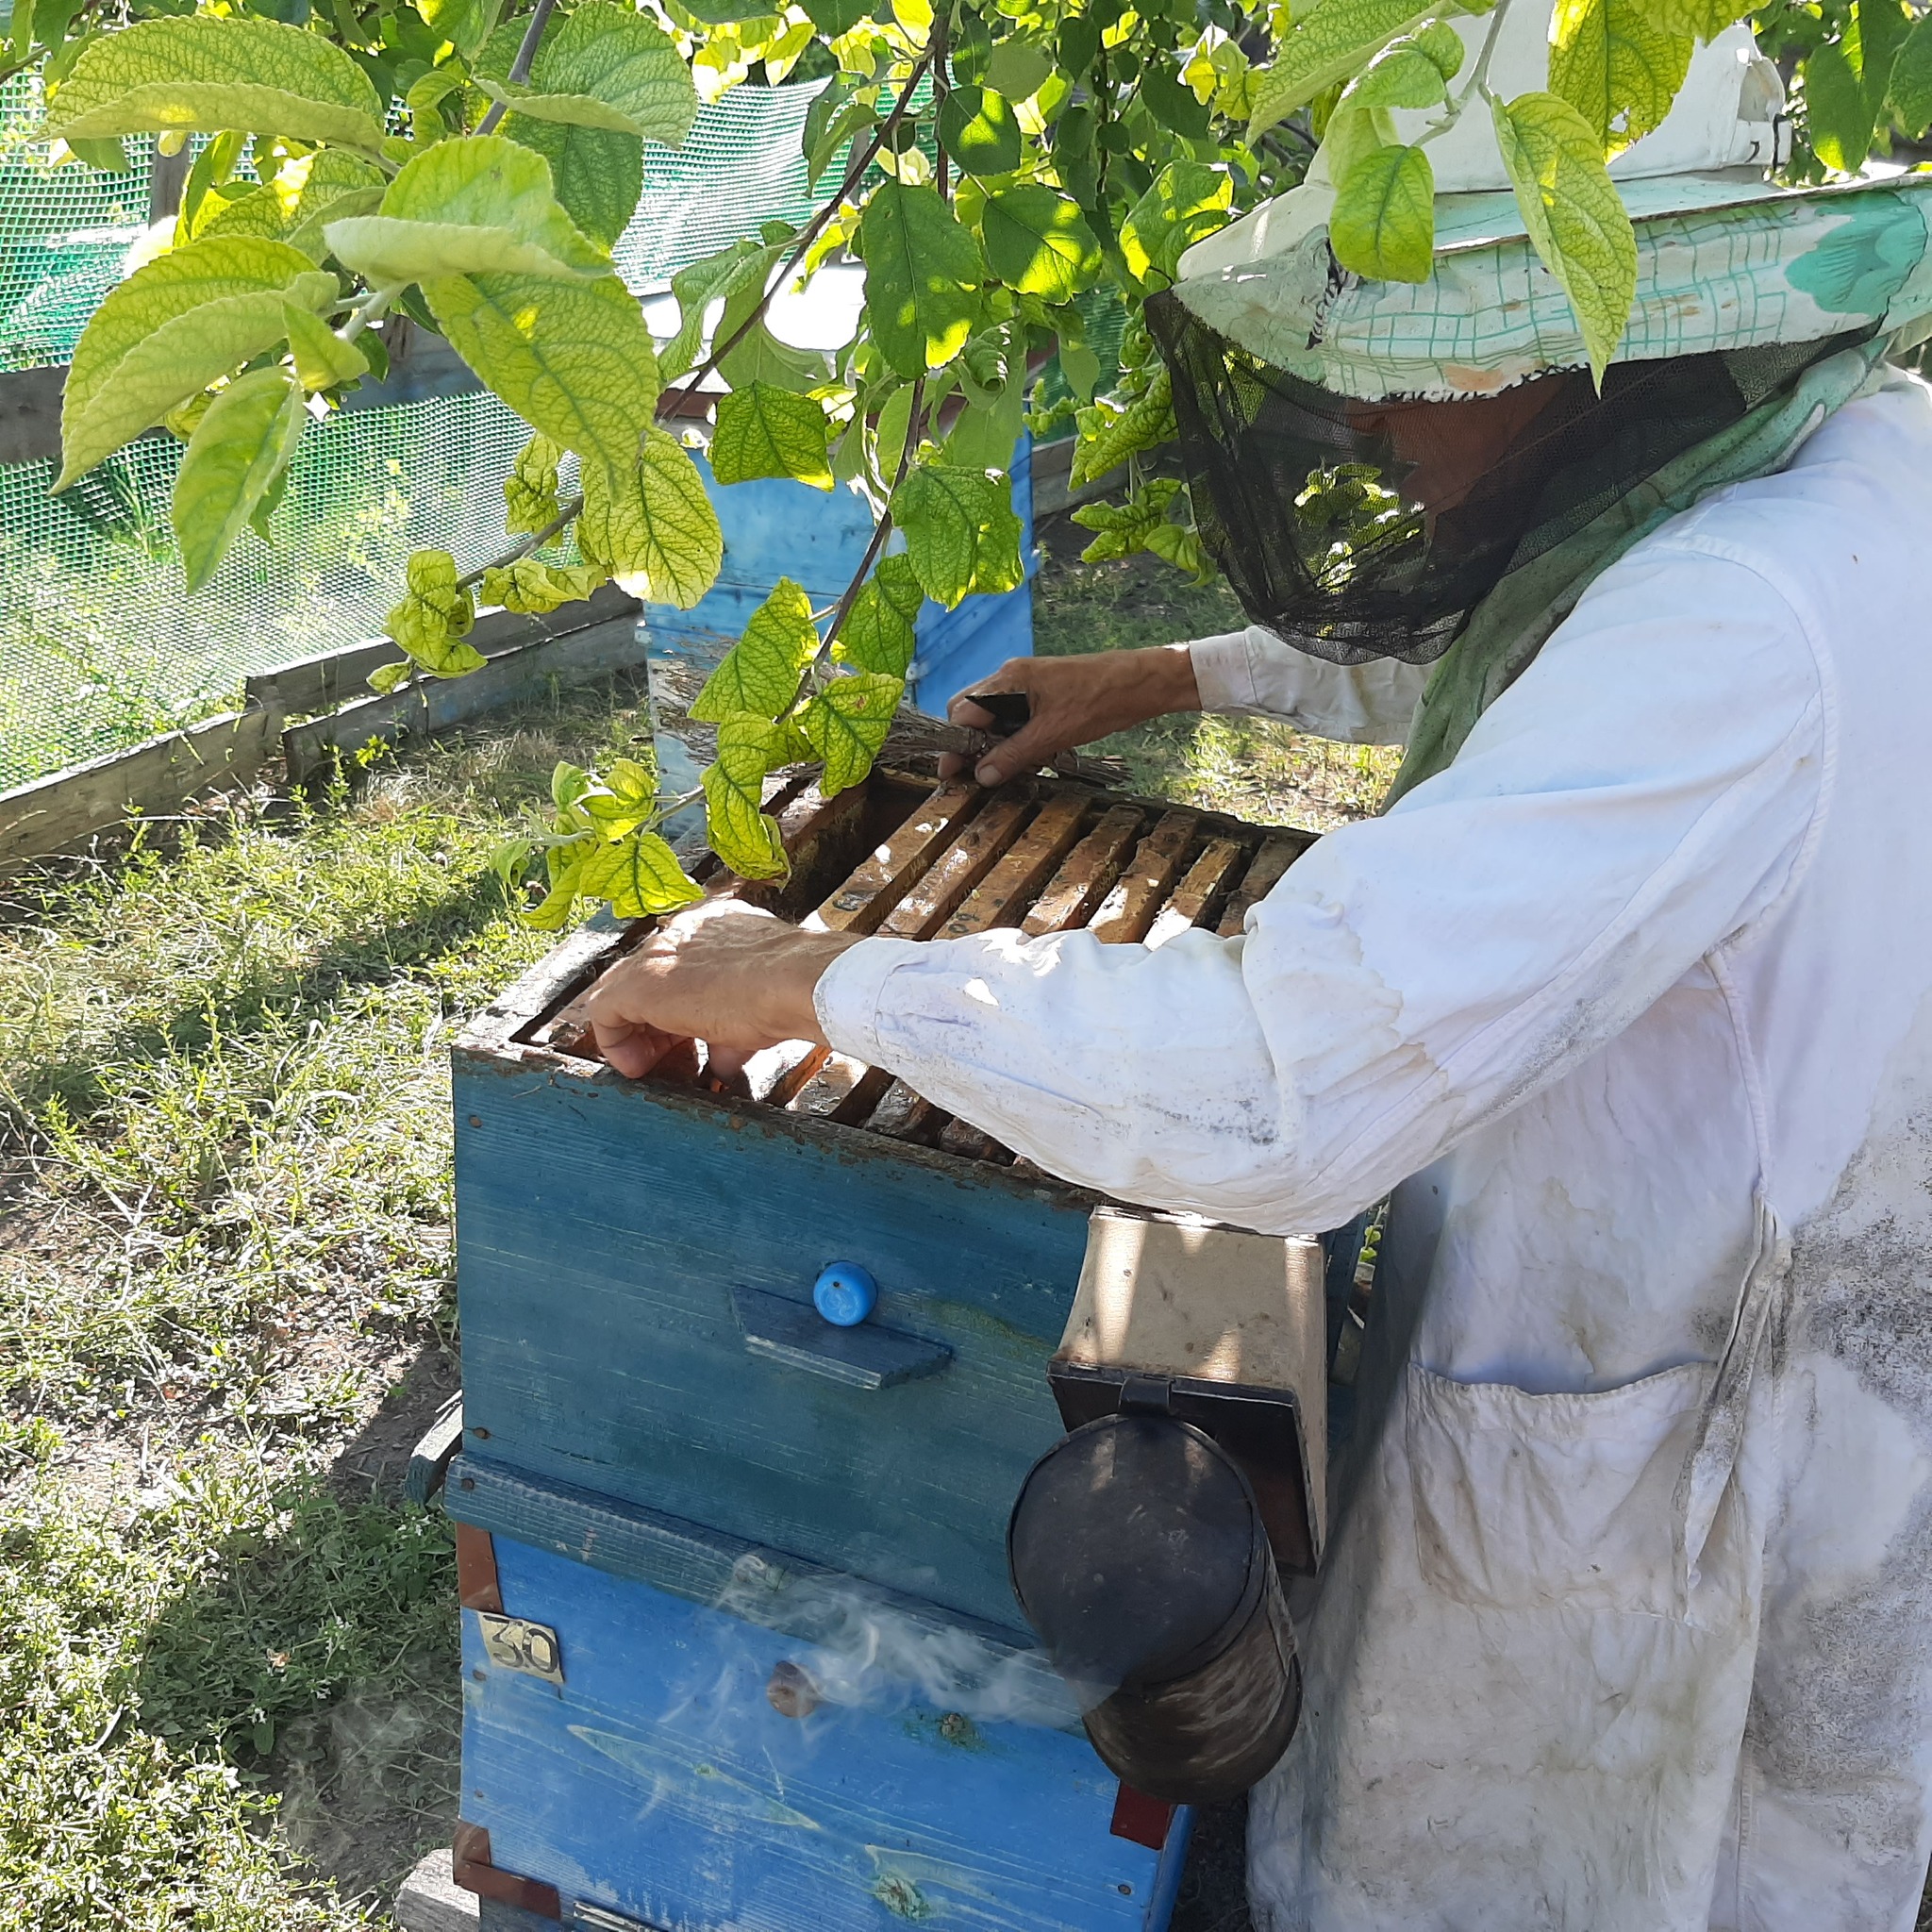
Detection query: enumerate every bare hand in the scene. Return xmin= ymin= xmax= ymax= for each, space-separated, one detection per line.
xmin=584 ymin=900 xmax=866 ymax=1080
xmin=942 ymin=646 xmax=1202 ymax=787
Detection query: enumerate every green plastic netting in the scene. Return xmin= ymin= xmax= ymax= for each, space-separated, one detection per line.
xmin=0 ymin=71 xmax=854 ymax=793
xmin=0 ymin=391 xmax=540 ymax=788
xmin=0 ymin=77 xmax=156 ymax=375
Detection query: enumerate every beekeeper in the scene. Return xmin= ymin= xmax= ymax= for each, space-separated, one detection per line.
xmin=587 ymin=19 xmax=1932 ymax=1931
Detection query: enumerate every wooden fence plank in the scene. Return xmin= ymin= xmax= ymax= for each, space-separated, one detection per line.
xmin=247 ymin=584 xmax=641 ymax=719
xmin=0 ymin=707 xmax=278 ymax=872
xmin=281 ymin=615 xmax=649 ymax=782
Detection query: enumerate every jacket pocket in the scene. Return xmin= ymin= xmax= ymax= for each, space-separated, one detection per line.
xmin=1406 ymin=1358 xmax=1724 ymax=1623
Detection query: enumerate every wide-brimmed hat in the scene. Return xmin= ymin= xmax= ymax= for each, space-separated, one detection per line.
xmin=1173 ymin=15 xmax=1932 ymax=400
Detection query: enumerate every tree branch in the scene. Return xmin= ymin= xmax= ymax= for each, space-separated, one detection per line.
xmin=457 ymin=491 xmax=585 ymax=591
xmin=477 ymin=0 xmax=559 ymax=137
xmin=818 ymin=373 xmax=924 ymax=661
xmin=663 ymin=44 xmax=937 ymax=411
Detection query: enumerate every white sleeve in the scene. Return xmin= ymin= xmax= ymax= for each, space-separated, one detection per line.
xmin=814 ymin=540 xmax=1829 ymax=1235
xmin=1190 ymin=625 xmax=1427 ymax=745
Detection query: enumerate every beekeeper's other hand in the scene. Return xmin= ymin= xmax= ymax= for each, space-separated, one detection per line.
xmin=942 ymin=645 xmax=1201 ymax=787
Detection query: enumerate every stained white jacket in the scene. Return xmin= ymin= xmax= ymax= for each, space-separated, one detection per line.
xmin=815 ymin=376 xmax=1932 ymax=1928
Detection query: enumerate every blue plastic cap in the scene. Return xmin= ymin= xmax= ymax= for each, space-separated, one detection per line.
xmin=813 ymin=1261 xmax=877 ymax=1327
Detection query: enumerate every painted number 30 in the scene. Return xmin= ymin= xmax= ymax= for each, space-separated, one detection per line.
xmin=478 ymin=1611 xmax=566 ymax=1686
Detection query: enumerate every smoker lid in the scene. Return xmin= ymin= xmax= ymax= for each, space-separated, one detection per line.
xmin=1007 ymin=1413 xmax=1269 ymax=1696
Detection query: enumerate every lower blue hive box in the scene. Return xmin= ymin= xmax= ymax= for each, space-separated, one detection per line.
xmin=444 ymin=767 xmax=1315 ymax=1930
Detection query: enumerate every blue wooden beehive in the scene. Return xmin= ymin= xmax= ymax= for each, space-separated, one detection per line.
xmin=442 ymin=770 xmax=1313 ymax=1930
xmin=642 ymin=438 xmax=1037 ymax=719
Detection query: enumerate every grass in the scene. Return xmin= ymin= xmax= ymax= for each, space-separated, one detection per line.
xmin=0 ymin=684 xmax=658 ymax=1927
xmin=0 ymin=544 xmax=1394 ymax=1928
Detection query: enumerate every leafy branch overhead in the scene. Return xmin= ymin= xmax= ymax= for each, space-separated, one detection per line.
xmin=38 ymin=0 xmax=1901 ymax=922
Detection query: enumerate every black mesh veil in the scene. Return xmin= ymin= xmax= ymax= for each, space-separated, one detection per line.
xmin=1146 ymin=292 xmax=1870 ymax=665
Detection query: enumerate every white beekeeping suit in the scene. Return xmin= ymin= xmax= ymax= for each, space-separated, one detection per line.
xmin=816 ymin=374 xmax=1932 ymax=1930
xmin=793 ymin=3 xmax=1932 ymax=1914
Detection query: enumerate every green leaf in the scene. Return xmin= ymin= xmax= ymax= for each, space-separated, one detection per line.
xmin=1807 ymin=42 xmax=1874 ymax=173
xmin=797 ymin=672 xmax=903 ymax=794
xmin=702 ymin=715 xmax=791 ymax=879
xmin=986 ymin=37 xmax=1053 ymax=103
xmin=172 ymin=365 xmax=307 ymax=593
xmin=580 ymin=754 xmax=656 ymax=836
xmin=944 ymin=364 xmax=1027 ymax=470
xmin=690 ymin=577 xmax=820 ymax=722
xmin=1057 ymin=338 xmax=1102 ymax=403
xmin=177 ymin=130 xmax=248 ymax=243
xmin=44 ymin=17 xmax=387 ymax=152
xmin=225 ymin=145 xmax=388 ymax=258
xmin=325 ymin=136 xmax=609 ymax=287
xmin=1120 ymin=163 xmax=1234 ymax=288
xmin=715 ymin=308 xmax=832 ymax=394
xmin=64 ymin=135 xmax=131 ymax=171
xmin=1072 ymin=478 xmax=1180 ymax=562
xmin=476 ymin=10 xmax=654 ymax=244
xmin=500 ymin=116 xmax=643 ymax=251
xmin=422 ymin=270 xmax=660 ymax=476
xmin=1651 ymin=0 xmax=1750 ymax=37
xmin=60 ymin=234 xmax=325 ymax=490
xmin=524 ymin=840 xmax=591 ymax=928
xmin=891 ymin=462 xmax=1024 ymax=609
xmin=554 ymin=759 xmax=593 ymax=811
xmin=1340 ymin=41 xmax=1452 ymax=112
xmin=60 ymin=271 xmax=335 ymax=490
xmin=283 ymin=301 xmax=369 ymax=391
xmin=1141 ymin=55 xmax=1212 ymax=138
xmin=800 ymin=0 xmax=869 ymax=34
xmin=479 ymin=558 xmax=607 ymax=611
xmin=504 ymin=431 xmax=562 ymax=534
xmin=660 ymin=238 xmax=780 ymax=382
xmin=1807 ymin=3 xmax=1907 ymax=173
xmin=980 ymin=187 xmax=1102 ymax=303
xmin=575 ymin=829 xmax=705 ymax=916
xmin=938 ymin=84 xmax=1022 ymax=176
xmin=1320 ymin=100 xmax=1399 ymax=190
xmin=578 ymin=426 xmax=724 ymax=608
xmin=475 ymin=1 xmax=698 ymax=143
xmin=833 ymin=552 xmax=924 ymax=676
xmin=805 ymin=76 xmax=875 ymax=187
xmin=1890 ymin=11 xmax=1932 ymax=136
xmin=387 ymin=546 xmax=486 ymax=676
xmin=1412 ymin=20 xmax=1467 ymax=78
xmin=1491 ymin=90 xmax=1638 ymax=386
xmin=1329 ymin=142 xmax=1435 ymax=283
xmin=860 ymin=180 xmax=985 ymax=379
xmin=199 ymin=185 xmax=294 ymax=243
xmin=710 ymin=383 xmax=834 ymax=489
xmin=1070 ymin=365 xmax=1174 ymax=487
xmin=1247 ymin=0 xmax=1434 ymax=137
xmin=420 ymin=0 xmax=502 ymax=61
xmin=1548 ymin=0 xmax=1693 ymax=155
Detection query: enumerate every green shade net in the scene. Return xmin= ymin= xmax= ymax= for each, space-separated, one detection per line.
xmin=0 ymin=71 xmax=859 ymax=793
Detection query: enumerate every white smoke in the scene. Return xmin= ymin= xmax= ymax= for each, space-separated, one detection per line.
xmin=713 ymin=1553 xmax=1089 ymax=1730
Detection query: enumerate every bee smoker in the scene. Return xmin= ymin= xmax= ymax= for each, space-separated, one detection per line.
xmin=1008 ymin=1209 xmax=1327 ymax=1805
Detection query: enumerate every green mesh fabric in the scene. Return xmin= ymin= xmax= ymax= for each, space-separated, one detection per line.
xmin=0 ymin=71 xmax=878 ymax=794
xmin=0 ymin=75 xmax=154 ymax=372
xmin=0 ymin=390 xmax=539 ymax=790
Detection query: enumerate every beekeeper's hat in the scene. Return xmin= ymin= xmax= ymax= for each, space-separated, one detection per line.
xmin=1170 ymin=13 xmax=1932 ymax=401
